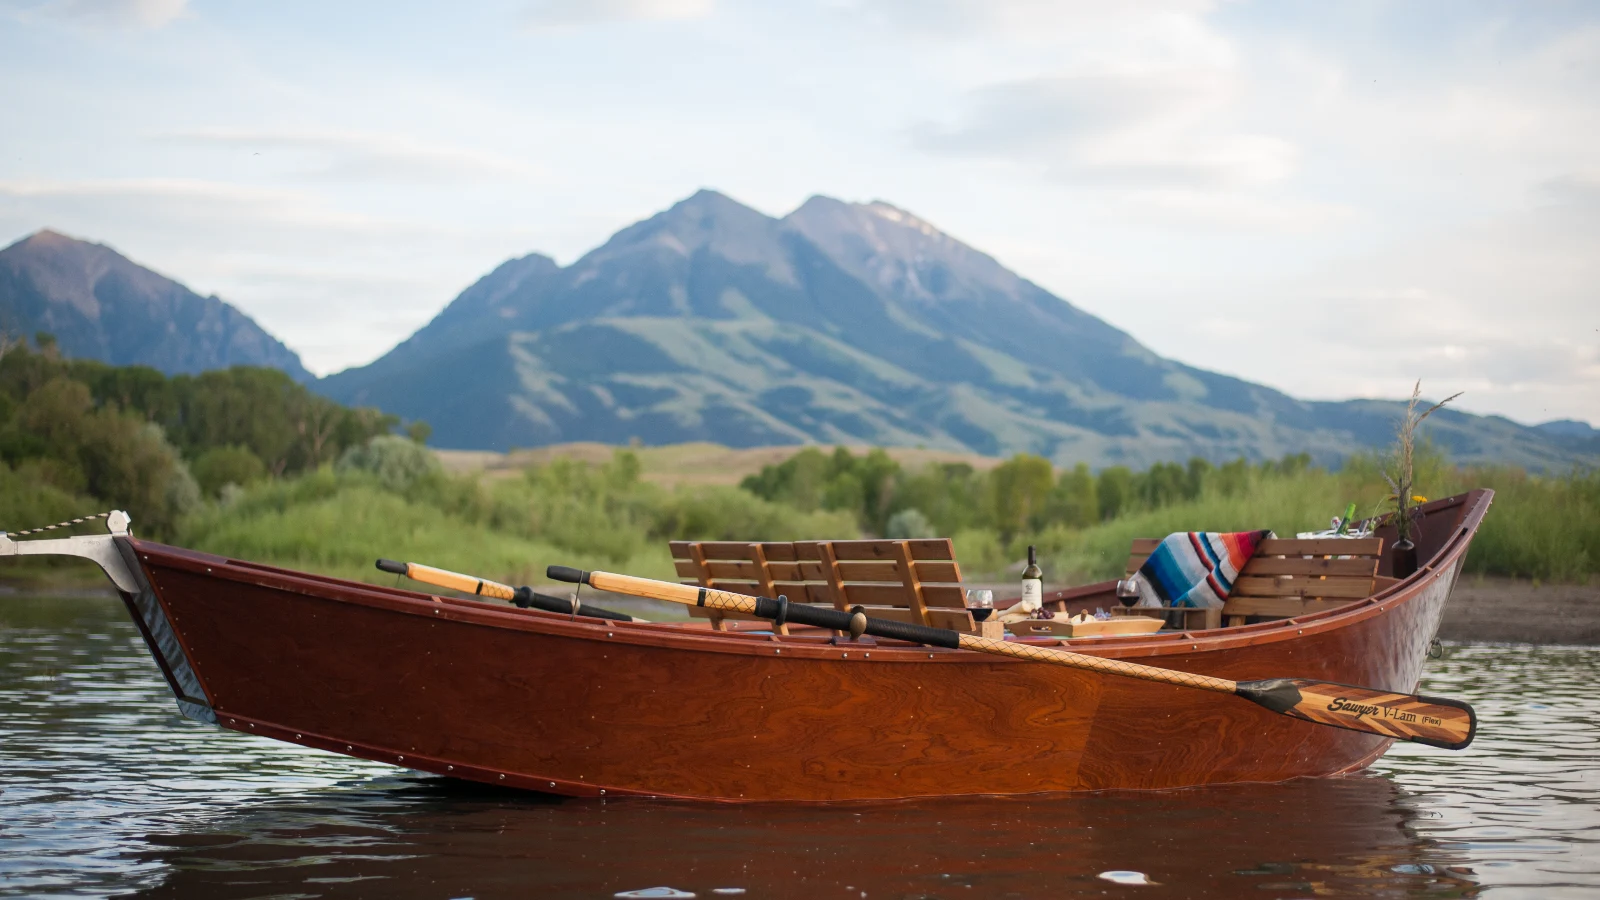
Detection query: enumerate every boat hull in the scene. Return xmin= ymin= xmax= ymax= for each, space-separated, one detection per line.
xmin=115 ymin=491 xmax=1490 ymax=802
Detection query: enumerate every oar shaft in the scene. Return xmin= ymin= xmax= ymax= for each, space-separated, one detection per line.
xmin=551 ymin=567 xmax=1238 ymax=695
xmin=953 ymin=634 xmax=1237 ymax=694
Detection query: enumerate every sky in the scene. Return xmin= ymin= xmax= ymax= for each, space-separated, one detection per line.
xmin=0 ymin=0 xmax=1596 ymax=426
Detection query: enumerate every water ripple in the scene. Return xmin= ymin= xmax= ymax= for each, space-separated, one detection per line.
xmin=3 ymin=598 xmax=1598 ymax=898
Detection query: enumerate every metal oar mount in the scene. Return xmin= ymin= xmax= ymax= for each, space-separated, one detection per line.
xmin=375 ymin=559 xmax=642 ymax=623
xmin=548 ymin=565 xmax=1477 ymax=751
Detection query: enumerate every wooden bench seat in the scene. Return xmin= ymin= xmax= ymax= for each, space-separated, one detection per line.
xmin=1123 ymin=536 xmax=1385 ymax=629
xmin=669 ymin=538 xmax=976 ymax=634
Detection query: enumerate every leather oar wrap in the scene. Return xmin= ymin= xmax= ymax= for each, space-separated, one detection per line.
xmin=513 ymin=589 xmax=636 ymax=623
xmin=753 ymin=596 xmax=961 ymax=649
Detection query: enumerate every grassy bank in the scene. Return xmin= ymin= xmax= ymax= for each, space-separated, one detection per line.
xmin=176 ymin=441 xmax=858 ymax=588
xmin=4 ymin=438 xmax=1595 ymax=591
xmin=180 ymin=451 xmax=1600 ymax=587
xmin=1013 ymin=464 xmax=1598 ymax=584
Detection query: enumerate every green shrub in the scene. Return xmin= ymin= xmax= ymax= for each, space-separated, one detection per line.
xmin=336 ymin=435 xmax=443 ymax=494
xmin=1441 ymin=466 xmax=1598 ymax=582
xmin=885 ymin=508 xmax=936 ymax=539
xmin=653 ymin=486 xmax=859 ymax=543
xmin=192 ymin=445 xmax=267 ymax=498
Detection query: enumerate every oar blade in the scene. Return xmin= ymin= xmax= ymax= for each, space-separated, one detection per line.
xmin=1237 ymin=678 xmax=1476 ymax=749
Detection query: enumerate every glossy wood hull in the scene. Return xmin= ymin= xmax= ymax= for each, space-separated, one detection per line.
xmin=114 ymin=491 xmax=1492 ymax=802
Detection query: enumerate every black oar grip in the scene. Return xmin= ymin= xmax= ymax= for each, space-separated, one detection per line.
xmin=375 ymin=558 xmax=408 ymax=575
xmin=547 ymin=565 xmax=589 ymax=585
xmin=857 ymin=615 xmax=962 ymax=649
xmin=513 ymin=587 xmax=633 ymax=622
xmin=752 ymin=596 xmax=960 ymax=649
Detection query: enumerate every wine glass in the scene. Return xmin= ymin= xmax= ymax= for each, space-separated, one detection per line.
xmin=1115 ymin=574 xmax=1142 ymax=608
xmin=965 ymin=589 xmax=994 ymax=622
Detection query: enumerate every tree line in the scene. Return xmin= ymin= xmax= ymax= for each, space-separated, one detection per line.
xmin=0 ymin=335 xmax=404 ymax=535
xmin=741 ymin=445 xmax=1317 ymax=541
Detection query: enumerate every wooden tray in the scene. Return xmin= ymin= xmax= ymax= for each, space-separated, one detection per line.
xmin=1005 ymin=617 xmax=1166 ymax=638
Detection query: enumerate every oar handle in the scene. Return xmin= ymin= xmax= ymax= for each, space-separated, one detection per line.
xmin=381 ymin=558 xmax=517 ymax=601
xmin=378 ymin=560 xmax=638 ymax=622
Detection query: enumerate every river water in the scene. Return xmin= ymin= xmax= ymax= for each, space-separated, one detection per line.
xmin=0 ymin=595 xmax=1595 ymax=899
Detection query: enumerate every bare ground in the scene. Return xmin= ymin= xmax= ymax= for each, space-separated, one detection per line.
xmin=1437 ymin=575 xmax=1600 ymax=645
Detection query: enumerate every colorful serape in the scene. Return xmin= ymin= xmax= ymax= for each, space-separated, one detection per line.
xmin=1134 ymin=530 xmax=1273 ymax=610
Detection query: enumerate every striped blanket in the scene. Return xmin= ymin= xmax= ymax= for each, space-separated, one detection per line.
xmin=1134 ymin=530 xmax=1273 ymax=610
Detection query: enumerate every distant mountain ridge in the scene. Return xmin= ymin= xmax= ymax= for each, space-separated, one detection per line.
xmin=0 ymin=230 xmax=311 ymax=381
xmin=320 ymin=189 xmax=1593 ymax=471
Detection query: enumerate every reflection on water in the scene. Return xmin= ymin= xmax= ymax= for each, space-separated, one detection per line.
xmin=1 ymin=596 xmax=1596 ymax=899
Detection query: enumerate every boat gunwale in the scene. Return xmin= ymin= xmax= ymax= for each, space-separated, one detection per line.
xmin=127 ymin=490 xmax=1493 ymax=665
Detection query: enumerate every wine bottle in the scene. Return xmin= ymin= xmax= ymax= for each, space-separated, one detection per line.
xmin=1335 ymin=502 xmax=1357 ymax=535
xmin=1021 ymin=545 xmax=1043 ymax=616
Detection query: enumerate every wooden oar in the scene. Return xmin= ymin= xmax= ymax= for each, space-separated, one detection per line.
xmin=375 ymin=559 xmax=644 ymax=623
xmin=547 ymin=565 xmax=1476 ymax=750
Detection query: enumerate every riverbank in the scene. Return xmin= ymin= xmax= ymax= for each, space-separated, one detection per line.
xmin=1438 ymin=575 xmax=1600 ymax=644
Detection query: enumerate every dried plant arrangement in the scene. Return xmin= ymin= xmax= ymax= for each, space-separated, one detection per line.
xmin=1382 ymin=381 xmax=1461 ymax=546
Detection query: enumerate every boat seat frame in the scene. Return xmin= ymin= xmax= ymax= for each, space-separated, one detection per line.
xmin=1121 ymin=536 xmax=1386 ymax=629
xmin=668 ymin=538 xmax=975 ymax=633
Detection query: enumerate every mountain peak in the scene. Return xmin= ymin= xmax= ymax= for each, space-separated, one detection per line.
xmin=7 ymin=229 xmax=127 ymax=266
xmin=21 ymin=228 xmax=77 ymax=246
xmin=785 ymin=195 xmax=1026 ymax=307
xmin=655 ymin=188 xmax=774 ymax=231
xmin=0 ymin=229 xmax=311 ymax=380
xmin=585 ymin=188 xmax=791 ymax=277
xmin=674 ymin=187 xmax=745 ymax=211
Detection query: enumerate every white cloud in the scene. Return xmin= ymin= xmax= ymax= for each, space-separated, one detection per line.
xmin=1539 ymin=171 xmax=1600 ymax=208
xmin=838 ymin=0 xmax=1222 ymax=43
xmin=1109 ymin=188 xmax=1352 ymax=231
xmin=0 ymin=177 xmax=402 ymax=233
xmin=156 ymin=127 xmax=545 ymax=184
xmin=522 ymin=0 xmax=712 ymax=29
xmin=1139 ymin=198 xmax=1600 ymax=426
xmin=19 ymin=0 xmax=188 ymax=28
xmin=911 ymin=71 xmax=1296 ymax=189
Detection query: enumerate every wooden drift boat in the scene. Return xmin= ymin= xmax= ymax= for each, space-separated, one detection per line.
xmin=1 ymin=491 xmax=1492 ymax=803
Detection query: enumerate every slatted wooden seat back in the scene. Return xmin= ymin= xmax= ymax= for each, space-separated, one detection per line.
xmin=669 ymin=541 xmax=825 ymax=633
xmin=670 ymin=539 xmax=975 ymax=633
xmin=810 ymin=539 xmax=974 ymax=633
xmin=1227 ymin=537 xmax=1384 ymax=625
xmin=1124 ymin=536 xmax=1384 ymax=628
